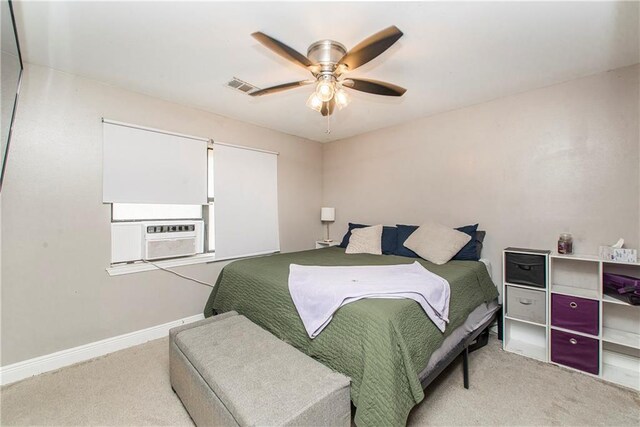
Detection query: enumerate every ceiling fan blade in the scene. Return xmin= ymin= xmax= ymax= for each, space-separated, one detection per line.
xmin=249 ymin=80 xmax=313 ymax=97
xmin=338 ymin=26 xmax=403 ymax=72
xmin=343 ymin=78 xmax=406 ymax=97
xmin=252 ymin=32 xmax=314 ymax=70
xmin=321 ymin=99 xmax=336 ymax=116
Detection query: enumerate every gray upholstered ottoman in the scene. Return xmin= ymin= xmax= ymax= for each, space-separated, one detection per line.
xmin=169 ymin=311 xmax=351 ymax=427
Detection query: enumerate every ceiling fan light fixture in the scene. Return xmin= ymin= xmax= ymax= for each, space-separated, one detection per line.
xmin=334 ymin=88 xmax=350 ymax=109
xmin=306 ymin=92 xmax=323 ymax=112
xmin=248 ymin=27 xmax=406 ymax=119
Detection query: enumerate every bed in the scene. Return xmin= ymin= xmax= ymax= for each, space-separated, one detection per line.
xmin=203 ymin=247 xmax=499 ymax=426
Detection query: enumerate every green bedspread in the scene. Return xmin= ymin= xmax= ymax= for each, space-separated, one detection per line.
xmin=204 ymin=247 xmax=498 ymax=426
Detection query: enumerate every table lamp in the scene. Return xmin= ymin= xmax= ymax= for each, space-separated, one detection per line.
xmin=321 ymin=207 xmax=335 ymax=242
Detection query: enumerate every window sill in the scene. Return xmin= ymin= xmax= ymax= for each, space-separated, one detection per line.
xmin=106 ymin=253 xmax=217 ymax=276
xmin=105 ymin=250 xmax=279 ymax=276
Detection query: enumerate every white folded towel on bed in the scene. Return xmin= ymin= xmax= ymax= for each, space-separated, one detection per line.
xmin=288 ymin=262 xmax=450 ymax=338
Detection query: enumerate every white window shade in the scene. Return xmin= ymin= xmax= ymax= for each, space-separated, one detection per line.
xmin=102 ymin=120 xmax=208 ymax=205
xmin=214 ymin=143 xmax=279 ymax=259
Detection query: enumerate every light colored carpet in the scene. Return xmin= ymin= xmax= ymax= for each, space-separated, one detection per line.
xmin=1 ymin=335 xmax=638 ymax=426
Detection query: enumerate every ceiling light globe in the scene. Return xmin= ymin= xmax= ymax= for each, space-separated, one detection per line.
xmin=306 ymin=93 xmax=323 ymax=112
xmin=334 ymin=88 xmax=350 ymax=109
xmin=316 ymin=81 xmax=335 ymax=102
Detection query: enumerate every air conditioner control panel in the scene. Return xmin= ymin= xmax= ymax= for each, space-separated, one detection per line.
xmin=146 ymin=224 xmax=196 ymax=233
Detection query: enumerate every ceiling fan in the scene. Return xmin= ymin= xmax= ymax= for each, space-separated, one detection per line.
xmin=249 ymin=26 xmax=406 ymax=116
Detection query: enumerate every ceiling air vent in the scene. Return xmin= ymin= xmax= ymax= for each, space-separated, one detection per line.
xmin=226 ymin=77 xmax=259 ymax=95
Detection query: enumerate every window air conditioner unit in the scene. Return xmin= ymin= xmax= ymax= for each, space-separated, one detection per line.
xmin=111 ymin=220 xmax=204 ymax=264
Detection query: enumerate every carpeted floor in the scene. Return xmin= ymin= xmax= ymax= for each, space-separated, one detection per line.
xmin=1 ymin=335 xmax=638 ymax=426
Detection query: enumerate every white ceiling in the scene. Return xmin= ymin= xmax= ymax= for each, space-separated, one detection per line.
xmin=14 ymin=1 xmax=639 ymax=142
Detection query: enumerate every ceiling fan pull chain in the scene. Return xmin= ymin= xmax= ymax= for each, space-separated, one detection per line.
xmin=326 ymin=112 xmax=331 ymax=134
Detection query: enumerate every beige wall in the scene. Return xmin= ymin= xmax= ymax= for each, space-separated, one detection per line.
xmin=1 ymin=64 xmax=323 ymax=365
xmin=323 ymin=65 xmax=640 ymax=283
xmin=3 ymin=62 xmax=638 ymax=366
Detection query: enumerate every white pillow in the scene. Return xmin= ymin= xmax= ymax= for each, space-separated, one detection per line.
xmin=345 ymin=225 xmax=383 ymax=255
xmin=403 ymin=221 xmax=471 ymax=265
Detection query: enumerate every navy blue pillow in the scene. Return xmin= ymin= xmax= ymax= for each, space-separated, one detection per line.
xmin=339 ymin=223 xmax=398 ymax=255
xmin=395 ymin=224 xmax=419 ymax=258
xmin=452 ymin=223 xmax=480 ymax=261
xmin=474 ymin=230 xmax=486 ymax=259
xmin=338 ymin=223 xmax=367 ymax=248
xmin=381 ymin=227 xmax=398 ymax=255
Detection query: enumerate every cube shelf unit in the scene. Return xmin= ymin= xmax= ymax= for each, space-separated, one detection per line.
xmin=503 ymin=248 xmax=640 ymax=391
xmin=551 ymin=253 xmax=640 ymax=391
xmin=502 ymin=248 xmax=550 ymax=363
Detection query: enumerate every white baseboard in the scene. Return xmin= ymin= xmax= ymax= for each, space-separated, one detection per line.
xmin=0 ymin=313 xmax=204 ymax=386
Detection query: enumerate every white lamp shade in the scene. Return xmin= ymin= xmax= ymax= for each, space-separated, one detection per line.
xmin=321 ymin=207 xmax=335 ymax=222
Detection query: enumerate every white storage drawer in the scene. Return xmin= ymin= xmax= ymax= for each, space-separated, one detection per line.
xmin=506 ymin=286 xmax=546 ymax=325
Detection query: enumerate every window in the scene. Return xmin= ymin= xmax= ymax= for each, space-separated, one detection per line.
xmin=212 ymin=143 xmax=279 ymax=259
xmin=104 ymin=120 xmax=217 ymax=274
xmin=112 ymin=204 xmax=202 ymax=221
xmin=110 ymin=146 xmax=215 ymax=253
xmin=103 ymin=120 xmax=278 ymax=275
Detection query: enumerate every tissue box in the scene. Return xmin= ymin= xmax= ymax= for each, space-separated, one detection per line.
xmin=599 ymin=246 xmax=638 ymax=263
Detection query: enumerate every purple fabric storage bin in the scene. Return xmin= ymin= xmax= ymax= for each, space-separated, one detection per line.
xmin=551 ymin=294 xmax=599 ymax=336
xmin=551 ymin=329 xmax=599 ymax=375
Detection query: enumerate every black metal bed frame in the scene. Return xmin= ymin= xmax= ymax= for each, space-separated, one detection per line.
xmin=419 ymin=309 xmax=499 ymax=390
